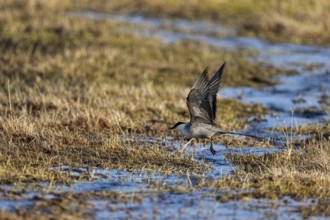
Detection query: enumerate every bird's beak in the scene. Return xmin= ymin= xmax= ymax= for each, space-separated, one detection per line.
xmin=169 ymin=125 xmax=175 ymax=130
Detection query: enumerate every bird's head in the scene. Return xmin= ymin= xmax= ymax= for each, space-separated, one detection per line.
xmin=169 ymin=122 xmax=185 ymax=130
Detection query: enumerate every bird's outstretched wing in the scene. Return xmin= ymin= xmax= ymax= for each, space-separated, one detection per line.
xmin=208 ymin=62 xmax=225 ymax=120
xmin=186 ymin=63 xmax=226 ymax=124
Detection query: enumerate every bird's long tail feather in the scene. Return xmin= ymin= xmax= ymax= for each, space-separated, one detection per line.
xmin=216 ymin=131 xmax=267 ymax=142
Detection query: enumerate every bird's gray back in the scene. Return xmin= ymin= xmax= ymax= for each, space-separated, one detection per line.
xmin=189 ymin=122 xmax=220 ymax=139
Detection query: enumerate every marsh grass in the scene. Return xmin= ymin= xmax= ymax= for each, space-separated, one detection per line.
xmin=0 ymin=189 xmax=143 ymax=219
xmin=0 ymin=1 xmax=282 ymax=185
xmin=212 ymin=124 xmax=330 ymax=217
xmin=64 ymin=0 xmax=330 ymax=45
xmin=0 ymin=1 xmax=328 ymax=218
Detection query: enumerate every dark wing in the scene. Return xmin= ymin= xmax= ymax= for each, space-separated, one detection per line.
xmin=186 ymin=67 xmax=214 ymax=124
xmin=208 ymin=62 xmax=225 ymax=120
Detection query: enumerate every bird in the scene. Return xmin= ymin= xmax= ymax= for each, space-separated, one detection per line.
xmin=169 ymin=62 xmax=264 ymax=155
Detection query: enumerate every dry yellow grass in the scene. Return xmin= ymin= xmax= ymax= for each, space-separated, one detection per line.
xmin=211 ymin=125 xmax=330 ymax=217
xmin=0 ymin=189 xmax=144 ymax=219
xmin=0 ymin=0 xmax=329 ymax=218
xmin=0 ymin=0 xmax=281 ymax=185
xmin=58 ymin=0 xmax=330 ymax=45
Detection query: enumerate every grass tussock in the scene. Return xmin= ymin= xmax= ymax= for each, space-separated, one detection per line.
xmin=0 ymin=113 xmax=211 ymax=184
xmin=0 ymin=189 xmax=143 ymax=219
xmin=0 ymin=0 xmax=282 ymax=184
xmin=211 ymin=126 xmax=330 ymax=217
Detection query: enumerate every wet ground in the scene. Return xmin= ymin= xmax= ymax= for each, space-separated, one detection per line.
xmin=1 ymin=11 xmax=329 ymax=219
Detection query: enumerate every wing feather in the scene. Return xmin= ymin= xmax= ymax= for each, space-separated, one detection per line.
xmin=208 ymin=62 xmax=225 ymax=119
xmin=186 ymin=63 xmax=226 ymax=124
xmin=186 ymin=67 xmax=213 ymax=124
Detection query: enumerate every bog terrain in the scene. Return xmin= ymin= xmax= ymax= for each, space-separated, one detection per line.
xmin=0 ymin=1 xmax=329 ymax=219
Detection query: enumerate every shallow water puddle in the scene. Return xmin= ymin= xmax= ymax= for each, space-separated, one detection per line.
xmin=70 ymin=11 xmax=330 ymax=69
xmin=52 ymin=167 xmax=186 ymax=193
xmin=1 ymin=11 xmax=329 ymax=219
xmin=68 ymin=11 xmax=235 ymax=39
xmin=91 ymin=191 xmax=305 ymax=219
xmin=0 ymin=140 xmax=281 ymax=217
xmin=221 ymin=71 xmax=330 ymax=129
xmin=71 ymin=10 xmax=330 ymax=129
xmin=0 ymin=171 xmax=305 ymax=219
xmin=69 ymin=11 xmax=329 ymax=218
xmin=122 ymin=136 xmax=281 ymax=178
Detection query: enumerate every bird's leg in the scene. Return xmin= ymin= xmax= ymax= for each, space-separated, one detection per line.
xmin=181 ymin=138 xmax=194 ymax=153
xmin=210 ymin=138 xmax=216 ymax=155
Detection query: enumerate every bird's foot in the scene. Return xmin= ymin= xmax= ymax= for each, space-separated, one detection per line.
xmin=181 ymin=138 xmax=194 ymax=153
xmin=210 ymin=145 xmax=216 ymax=155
